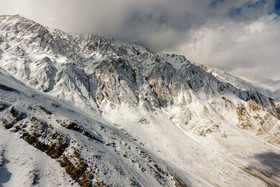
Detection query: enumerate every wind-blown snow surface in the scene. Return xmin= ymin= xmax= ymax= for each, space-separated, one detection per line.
xmin=0 ymin=15 xmax=280 ymax=187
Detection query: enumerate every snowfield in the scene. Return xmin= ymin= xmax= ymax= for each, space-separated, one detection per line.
xmin=0 ymin=15 xmax=280 ymax=187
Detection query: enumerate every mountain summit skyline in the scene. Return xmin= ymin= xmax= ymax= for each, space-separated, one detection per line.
xmin=1 ymin=0 xmax=280 ymax=81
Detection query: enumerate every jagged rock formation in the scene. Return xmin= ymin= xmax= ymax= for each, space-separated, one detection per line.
xmin=0 ymin=15 xmax=280 ymax=187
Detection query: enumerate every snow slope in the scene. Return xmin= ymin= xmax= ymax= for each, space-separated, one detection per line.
xmin=0 ymin=15 xmax=280 ymax=187
xmin=0 ymin=67 xmax=188 ymax=187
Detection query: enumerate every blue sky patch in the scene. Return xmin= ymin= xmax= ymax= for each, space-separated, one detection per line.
xmin=276 ymin=0 xmax=280 ymax=15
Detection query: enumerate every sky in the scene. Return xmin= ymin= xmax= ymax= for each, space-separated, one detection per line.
xmin=0 ymin=0 xmax=280 ymax=81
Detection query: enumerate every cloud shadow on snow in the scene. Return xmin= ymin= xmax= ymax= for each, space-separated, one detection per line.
xmin=248 ymin=152 xmax=280 ymax=177
xmin=0 ymin=157 xmax=12 ymax=187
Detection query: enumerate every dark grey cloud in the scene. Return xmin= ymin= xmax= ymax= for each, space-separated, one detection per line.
xmin=0 ymin=0 xmax=279 ymax=80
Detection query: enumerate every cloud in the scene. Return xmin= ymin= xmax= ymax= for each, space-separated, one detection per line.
xmin=174 ymin=15 xmax=280 ymax=80
xmin=0 ymin=0 xmax=279 ymax=80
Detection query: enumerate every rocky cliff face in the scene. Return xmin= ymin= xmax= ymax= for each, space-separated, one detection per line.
xmin=0 ymin=15 xmax=280 ymax=187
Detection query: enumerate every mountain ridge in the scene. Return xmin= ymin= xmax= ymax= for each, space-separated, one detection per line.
xmin=0 ymin=15 xmax=280 ymax=187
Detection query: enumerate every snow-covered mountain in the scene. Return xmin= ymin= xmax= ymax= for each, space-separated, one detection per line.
xmin=0 ymin=15 xmax=280 ymax=187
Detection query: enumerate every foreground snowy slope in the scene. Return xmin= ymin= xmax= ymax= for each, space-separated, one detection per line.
xmin=0 ymin=15 xmax=280 ymax=186
xmin=0 ymin=68 xmax=187 ymax=186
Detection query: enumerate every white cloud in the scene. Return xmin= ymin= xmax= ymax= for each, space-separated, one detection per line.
xmin=174 ymin=15 xmax=280 ymax=80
